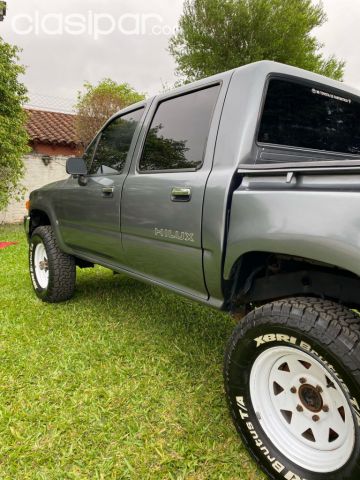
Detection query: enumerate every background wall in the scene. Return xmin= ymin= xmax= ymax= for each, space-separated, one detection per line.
xmin=0 ymin=154 xmax=68 ymax=224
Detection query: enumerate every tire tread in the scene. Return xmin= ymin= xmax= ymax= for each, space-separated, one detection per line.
xmin=224 ymin=297 xmax=360 ymax=479
xmin=30 ymin=226 xmax=76 ymax=303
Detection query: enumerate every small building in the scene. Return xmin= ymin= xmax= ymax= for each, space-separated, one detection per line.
xmin=26 ymin=108 xmax=82 ymax=157
xmin=1 ymin=108 xmax=83 ymax=224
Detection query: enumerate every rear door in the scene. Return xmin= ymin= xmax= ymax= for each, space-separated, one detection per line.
xmin=59 ymin=107 xmax=145 ymax=263
xmin=121 ymin=83 xmax=225 ymax=298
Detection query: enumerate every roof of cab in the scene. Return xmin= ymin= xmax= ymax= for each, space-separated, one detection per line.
xmin=106 ymin=60 xmax=360 ymax=134
xmin=164 ymin=60 xmax=360 ymax=99
xmin=232 ymin=60 xmax=360 ymax=98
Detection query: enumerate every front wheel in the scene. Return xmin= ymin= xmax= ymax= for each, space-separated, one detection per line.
xmin=29 ymin=225 xmax=76 ymax=303
xmin=224 ymin=297 xmax=360 ymax=480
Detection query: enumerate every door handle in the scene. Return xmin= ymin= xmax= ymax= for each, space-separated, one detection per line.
xmin=171 ymin=187 xmax=191 ymax=202
xmin=102 ymin=187 xmax=114 ymax=198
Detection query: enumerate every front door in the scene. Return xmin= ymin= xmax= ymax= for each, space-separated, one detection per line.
xmin=59 ymin=107 xmax=145 ymax=263
xmin=121 ymin=84 xmax=222 ymax=298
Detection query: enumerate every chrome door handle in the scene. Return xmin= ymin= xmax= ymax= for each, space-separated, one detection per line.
xmin=171 ymin=187 xmax=191 ymax=202
xmin=102 ymin=187 xmax=114 ymax=198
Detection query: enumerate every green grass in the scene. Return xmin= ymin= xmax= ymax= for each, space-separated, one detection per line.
xmin=0 ymin=224 xmax=265 ymax=480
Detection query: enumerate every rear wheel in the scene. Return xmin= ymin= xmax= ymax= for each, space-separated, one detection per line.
xmin=29 ymin=225 xmax=76 ymax=303
xmin=224 ymin=297 xmax=360 ymax=479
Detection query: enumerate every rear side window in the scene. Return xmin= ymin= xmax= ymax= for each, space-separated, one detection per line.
xmin=89 ymin=108 xmax=144 ymax=175
xmin=139 ymin=85 xmax=220 ymax=171
xmin=258 ymin=79 xmax=360 ymax=156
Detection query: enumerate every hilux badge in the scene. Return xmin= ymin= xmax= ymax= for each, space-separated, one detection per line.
xmin=154 ymin=228 xmax=194 ymax=243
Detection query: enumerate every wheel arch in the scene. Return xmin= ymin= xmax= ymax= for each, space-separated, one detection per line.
xmin=28 ymin=209 xmax=51 ymax=236
xmin=28 ymin=207 xmax=70 ymax=255
xmin=28 ymin=208 xmax=93 ymax=269
xmin=225 ymin=251 xmax=360 ymax=312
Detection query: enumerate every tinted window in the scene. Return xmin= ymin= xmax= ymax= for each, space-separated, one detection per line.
xmin=139 ymin=85 xmax=220 ymax=171
xmin=258 ymin=79 xmax=360 ymax=156
xmin=89 ymin=108 xmax=144 ymax=175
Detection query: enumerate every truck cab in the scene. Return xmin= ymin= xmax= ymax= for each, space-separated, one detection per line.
xmin=25 ymin=61 xmax=360 ymax=480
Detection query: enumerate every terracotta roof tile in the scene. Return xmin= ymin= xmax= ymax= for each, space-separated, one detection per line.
xmin=25 ymin=108 xmax=80 ymax=146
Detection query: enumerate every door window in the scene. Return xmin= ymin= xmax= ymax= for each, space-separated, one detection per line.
xmin=139 ymin=85 xmax=220 ymax=172
xmin=89 ymin=108 xmax=144 ymax=175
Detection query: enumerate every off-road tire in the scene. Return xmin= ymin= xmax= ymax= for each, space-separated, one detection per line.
xmin=29 ymin=226 xmax=76 ymax=303
xmin=224 ymin=297 xmax=360 ymax=480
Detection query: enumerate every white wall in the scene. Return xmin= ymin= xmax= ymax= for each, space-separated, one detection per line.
xmin=0 ymin=154 xmax=69 ymax=224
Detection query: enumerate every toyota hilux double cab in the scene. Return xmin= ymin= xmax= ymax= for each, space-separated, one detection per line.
xmin=25 ymin=61 xmax=360 ymax=480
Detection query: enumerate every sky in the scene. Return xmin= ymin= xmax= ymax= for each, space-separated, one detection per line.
xmin=0 ymin=0 xmax=359 ymax=112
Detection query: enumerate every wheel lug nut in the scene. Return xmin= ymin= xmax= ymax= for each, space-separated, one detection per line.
xmin=296 ymin=405 xmax=304 ymax=412
xmin=323 ymin=405 xmax=329 ymax=413
xmin=316 ymin=385 xmax=323 ymax=393
xmin=299 ymin=378 xmax=307 ymax=384
xmin=312 ymin=415 xmax=320 ymax=422
xmin=290 ymin=387 xmax=297 ymax=394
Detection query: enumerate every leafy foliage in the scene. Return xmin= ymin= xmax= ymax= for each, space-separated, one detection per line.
xmin=0 ymin=1 xmax=6 ymax=21
xmin=0 ymin=38 xmax=29 ymax=211
xmin=169 ymin=0 xmax=345 ymax=83
xmin=140 ymin=125 xmax=190 ymax=171
xmin=75 ymin=79 xmax=145 ymax=147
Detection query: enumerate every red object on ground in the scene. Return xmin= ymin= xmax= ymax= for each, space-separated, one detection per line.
xmin=0 ymin=242 xmax=18 ymax=250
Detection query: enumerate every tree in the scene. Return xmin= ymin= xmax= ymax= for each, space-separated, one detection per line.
xmin=0 ymin=2 xmax=7 ymax=22
xmin=0 ymin=38 xmax=29 ymax=211
xmin=75 ymin=79 xmax=145 ymax=147
xmin=169 ymin=0 xmax=345 ymax=83
xmin=140 ymin=125 xmax=190 ymax=171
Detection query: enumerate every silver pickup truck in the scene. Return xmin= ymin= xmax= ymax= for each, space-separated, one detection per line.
xmin=25 ymin=61 xmax=360 ymax=480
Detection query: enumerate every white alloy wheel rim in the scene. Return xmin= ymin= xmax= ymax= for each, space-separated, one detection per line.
xmin=34 ymin=242 xmax=49 ymax=289
xmin=250 ymin=346 xmax=355 ymax=473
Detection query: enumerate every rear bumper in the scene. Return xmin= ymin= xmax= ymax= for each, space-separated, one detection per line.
xmin=24 ymin=215 xmax=31 ymax=243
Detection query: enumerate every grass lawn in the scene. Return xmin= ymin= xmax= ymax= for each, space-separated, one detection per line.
xmin=0 ymin=224 xmax=265 ymax=480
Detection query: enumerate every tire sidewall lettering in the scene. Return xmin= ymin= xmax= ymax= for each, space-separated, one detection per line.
xmin=226 ymin=324 xmax=360 ymax=479
xmin=235 ymin=393 xmax=306 ymax=479
xmin=29 ymin=235 xmax=49 ymax=298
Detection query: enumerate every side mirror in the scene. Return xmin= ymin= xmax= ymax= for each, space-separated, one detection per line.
xmin=66 ymin=157 xmax=87 ymax=176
